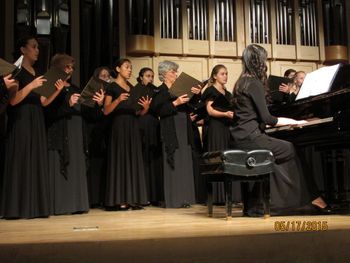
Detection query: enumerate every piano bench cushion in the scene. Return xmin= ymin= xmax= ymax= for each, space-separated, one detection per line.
xmin=201 ymin=149 xmax=275 ymax=177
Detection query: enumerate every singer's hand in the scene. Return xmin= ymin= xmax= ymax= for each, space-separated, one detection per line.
xmin=93 ymin=89 xmax=105 ymax=106
xmin=54 ymin=79 xmax=65 ymax=91
xmin=3 ymin=74 xmax=17 ymax=89
xmin=138 ymin=95 xmax=152 ymax=110
xmin=225 ymin=111 xmax=234 ymax=119
xmin=69 ymin=93 xmax=80 ymax=107
xmin=29 ymin=76 xmax=46 ymax=90
xmin=117 ymin=92 xmax=129 ymax=103
xmin=173 ymin=94 xmax=189 ymax=106
xmin=191 ymin=85 xmax=202 ymax=94
xmin=278 ymin=83 xmax=290 ymax=93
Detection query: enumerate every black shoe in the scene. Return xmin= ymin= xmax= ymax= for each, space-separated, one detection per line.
xmin=311 ymin=204 xmax=332 ymax=214
xmin=130 ymin=204 xmax=144 ymax=210
xmin=246 ymin=207 xmax=304 ymax=217
xmin=181 ymin=203 xmax=191 ymax=208
xmin=294 ymin=204 xmax=332 ymax=215
xmin=105 ymin=204 xmax=130 ymax=211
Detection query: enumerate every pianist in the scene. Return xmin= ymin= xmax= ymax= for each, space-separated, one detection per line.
xmin=230 ymin=44 xmax=331 ymax=216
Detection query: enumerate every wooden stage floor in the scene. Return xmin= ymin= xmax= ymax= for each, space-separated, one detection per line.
xmin=1 ymin=205 xmax=350 ymax=263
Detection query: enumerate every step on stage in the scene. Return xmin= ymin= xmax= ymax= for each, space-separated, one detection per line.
xmin=0 ymin=205 xmax=350 ymax=263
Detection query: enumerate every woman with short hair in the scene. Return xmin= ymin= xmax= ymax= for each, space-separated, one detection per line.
xmin=151 ymin=60 xmax=199 ymax=208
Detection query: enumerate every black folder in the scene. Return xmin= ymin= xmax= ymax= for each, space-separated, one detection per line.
xmin=127 ymin=83 xmax=154 ymax=112
xmin=267 ymin=75 xmax=293 ymax=103
xmin=34 ymin=67 xmax=69 ymax=98
xmin=170 ymin=72 xmax=203 ymax=98
xmin=211 ymin=94 xmax=234 ymax=112
xmin=0 ymin=57 xmax=22 ymax=78
xmin=78 ymin=77 xmax=108 ymax=107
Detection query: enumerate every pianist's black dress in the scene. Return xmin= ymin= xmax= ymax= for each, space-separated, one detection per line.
xmin=230 ymin=76 xmax=319 ymax=212
xmin=2 ymin=68 xmax=50 ymax=219
xmin=105 ymin=82 xmax=148 ymax=207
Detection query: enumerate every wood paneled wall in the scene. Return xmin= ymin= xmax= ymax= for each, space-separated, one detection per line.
xmin=123 ymin=0 xmax=334 ymax=89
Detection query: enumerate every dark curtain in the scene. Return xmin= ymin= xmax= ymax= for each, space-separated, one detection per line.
xmin=80 ymin=0 xmax=115 ymax=86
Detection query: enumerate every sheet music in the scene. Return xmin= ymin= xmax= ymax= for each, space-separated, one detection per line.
xmin=296 ymin=64 xmax=341 ymax=100
xmin=13 ymin=55 xmax=23 ymax=68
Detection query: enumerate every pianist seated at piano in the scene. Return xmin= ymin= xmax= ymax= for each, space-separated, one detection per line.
xmin=230 ymin=44 xmax=331 ymax=216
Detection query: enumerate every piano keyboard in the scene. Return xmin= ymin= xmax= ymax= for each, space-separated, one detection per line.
xmin=265 ymin=117 xmax=334 ymax=133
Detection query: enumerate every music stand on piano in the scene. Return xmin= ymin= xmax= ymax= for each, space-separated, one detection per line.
xmin=296 ymin=64 xmax=341 ymax=100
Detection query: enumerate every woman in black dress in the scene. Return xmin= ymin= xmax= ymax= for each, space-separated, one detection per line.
xmin=2 ymin=36 xmax=64 ymax=219
xmin=230 ymin=44 xmax=330 ymax=215
xmin=83 ymin=66 xmax=111 ymax=208
xmin=134 ymin=68 xmax=163 ymax=205
xmin=201 ymin=64 xmax=235 ymax=204
xmin=104 ymin=59 xmax=150 ymax=210
xmin=45 ymin=53 xmax=93 ymax=215
xmin=0 ymin=74 xmax=17 ymax=216
xmin=151 ymin=61 xmax=199 ymax=208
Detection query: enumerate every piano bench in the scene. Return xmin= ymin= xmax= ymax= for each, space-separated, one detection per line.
xmin=201 ymin=149 xmax=275 ymax=220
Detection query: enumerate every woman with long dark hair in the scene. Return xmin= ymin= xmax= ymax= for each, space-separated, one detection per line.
xmin=231 ymin=44 xmax=330 ymax=215
xmin=104 ymin=58 xmax=150 ymax=210
xmin=83 ymin=66 xmax=110 ymax=208
xmin=2 ymin=36 xmax=64 ymax=218
xmin=134 ymin=67 xmax=163 ymax=205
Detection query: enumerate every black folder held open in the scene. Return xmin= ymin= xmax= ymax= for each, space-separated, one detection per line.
xmin=78 ymin=77 xmax=109 ymax=107
xmin=170 ymin=72 xmax=203 ymax=98
xmin=267 ymin=75 xmax=293 ymax=103
xmin=127 ymin=83 xmax=154 ymax=112
xmin=211 ymin=94 xmax=234 ymax=112
xmin=34 ymin=67 xmax=69 ymax=98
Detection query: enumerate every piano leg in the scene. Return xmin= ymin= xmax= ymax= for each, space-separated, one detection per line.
xmin=225 ymin=179 xmax=233 ymax=220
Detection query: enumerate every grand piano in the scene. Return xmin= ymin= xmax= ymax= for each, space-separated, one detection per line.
xmin=267 ymin=64 xmax=350 ymax=208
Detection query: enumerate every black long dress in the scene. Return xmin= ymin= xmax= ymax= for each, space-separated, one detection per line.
xmin=81 ymin=103 xmax=109 ymax=207
xmin=1 ymin=68 xmax=50 ymax=219
xmin=230 ymin=76 xmax=319 ymax=211
xmin=105 ymin=82 xmax=148 ymax=206
xmin=45 ymin=85 xmax=89 ymax=215
xmin=201 ymin=86 xmax=236 ymax=203
xmin=188 ymin=95 xmax=206 ymax=204
xmin=151 ymin=83 xmax=195 ymax=208
xmin=134 ymin=83 xmax=163 ymax=204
